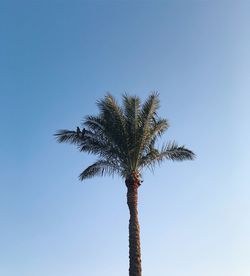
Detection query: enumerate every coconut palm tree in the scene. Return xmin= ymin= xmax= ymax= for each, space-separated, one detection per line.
xmin=55 ymin=93 xmax=195 ymax=276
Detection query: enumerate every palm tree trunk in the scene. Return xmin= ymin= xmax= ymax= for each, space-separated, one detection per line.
xmin=126 ymin=182 xmax=142 ymax=276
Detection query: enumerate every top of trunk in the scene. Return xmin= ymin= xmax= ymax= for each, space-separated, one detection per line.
xmin=125 ymin=171 xmax=141 ymax=188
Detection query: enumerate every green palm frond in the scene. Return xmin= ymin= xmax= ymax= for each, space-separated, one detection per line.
xmin=140 ymin=141 xmax=195 ymax=169
xmin=139 ymin=92 xmax=160 ymax=130
xmin=122 ymin=94 xmax=141 ymax=125
xmin=54 ymin=129 xmax=81 ymax=144
xmin=79 ymin=136 xmax=123 ymax=162
xmin=122 ymin=94 xmax=141 ymax=169
xmin=79 ymin=159 xmax=122 ymax=180
xmin=123 ymin=94 xmax=141 ymax=140
xmin=159 ymin=141 xmax=195 ymax=161
xmin=83 ymin=116 xmax=105 ymax=134
xmin=96 ymin=94 xmax=126 ymax=133
xmin=143 ymin=118 xmax=169 ymax=151
xmin=82 ymin=117 xmax=127 ymax=165
xmin=133 ymin=92 xmax=161 ymax=168
xmin=95 ymin=94 xmax=128 ymax=157
xmin=151 ymin=118 xmax=169 ymax=137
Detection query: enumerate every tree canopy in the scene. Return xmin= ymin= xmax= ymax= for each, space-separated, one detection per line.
xmin=55 ymin=93 xmax=195 ymax=181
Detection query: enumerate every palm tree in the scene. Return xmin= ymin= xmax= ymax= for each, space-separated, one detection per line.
xmin=55 ymin=93 xmax=195 ymax=276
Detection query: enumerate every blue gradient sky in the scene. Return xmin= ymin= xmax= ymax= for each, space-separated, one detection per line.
xmin=1 ymin=1 xmax=250 ymax=275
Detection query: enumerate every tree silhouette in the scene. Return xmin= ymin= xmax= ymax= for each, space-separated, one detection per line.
xmin=55 ymin=93 xmax=195 ymax=276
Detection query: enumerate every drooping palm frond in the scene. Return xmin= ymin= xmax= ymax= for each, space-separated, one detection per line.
xmin=83 ymin=115 xmax=105 ymax=134
xmin=159 ymin=141 xmax=195 ymax=161
xmin=79 ymin=159 xmax=123 ymax=180
xmin=54 ymin=129 xmax=81 ymax=144
xmin=151 ymin=118 xmax=169 ymax=137
xmin=79 ymin=134 xmax=125 ymax=164
xmin=143 ymin=117 xmax=169 ymax=151
xmin=139 ymin=141 xmax=195 ymax=169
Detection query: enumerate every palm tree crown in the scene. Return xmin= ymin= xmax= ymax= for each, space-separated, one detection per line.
xmin=55 ymin=93 xmax=195 ymax=182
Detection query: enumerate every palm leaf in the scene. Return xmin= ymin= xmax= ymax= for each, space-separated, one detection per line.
xmin=79 ymin=159 xmax=122 ymax=180
xmin=54 ymin=129 xmax=81 ymax=144
xmin=159 ymin=141 xmax=195 ymax=161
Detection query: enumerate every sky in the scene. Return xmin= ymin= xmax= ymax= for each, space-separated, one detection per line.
xmin=0 ymin=0 xmax=250 ymax=275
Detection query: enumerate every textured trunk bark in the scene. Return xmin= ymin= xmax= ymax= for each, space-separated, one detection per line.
xmin=126 ymin=181 xmax=142 ymax=276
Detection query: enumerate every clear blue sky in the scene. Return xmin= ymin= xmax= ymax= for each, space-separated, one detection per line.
xmin=1 ymin=1 xmax=250 ymax=275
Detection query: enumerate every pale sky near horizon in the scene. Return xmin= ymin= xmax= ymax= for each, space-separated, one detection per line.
xmin=1 ymin=1 xmax=250 ymax=276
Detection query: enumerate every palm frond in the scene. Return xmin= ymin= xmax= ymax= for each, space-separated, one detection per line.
xmin=79 ymin=159 xmax=122 ymax=180
xmin=133 ymin=92 xmax=161 ymax=168
xmin=79 ymin=136 xmax=121 ymax=161
xmin=54 ymin=129 xmax=81 ymax=144
xmin=96 ymin=95 xmax=118 ymax=128
xmin=122 ymin=94 xmax=141 ymax=125
xmin=96 ymin=94 xmax=125 ymax=132
xmin=142 ymin=118 xmax=169 ymax=152
xmin=159 ymin=141 xmax=195 ymax=161
xmin=139 ymin=141 xmax=195 ymax=169
xmin=140 ymin=92 xmax=160 ymax=124
xmin=90 ymin=95 xmax=129 ymax=163
xmin=151 ymin=118 xmax=169 ymax=137
xmin=122 ymin=94 xmax=141 ymax=169
xmin=83 ymin=115 xmax=105 ymax=134
xmin=76 ymin=121 xmax=128 ymax=168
